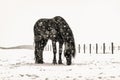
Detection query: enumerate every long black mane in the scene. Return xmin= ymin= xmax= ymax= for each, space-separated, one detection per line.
xmin=53 ymin=16 xmax=76 ymax=57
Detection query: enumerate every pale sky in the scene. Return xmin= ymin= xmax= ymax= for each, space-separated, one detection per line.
xmin=0 ymin=0 xmax=120 ymax=46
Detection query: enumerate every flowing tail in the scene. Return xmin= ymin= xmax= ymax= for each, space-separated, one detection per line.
xmin=72 ymin=39 xmax=76 ymax=58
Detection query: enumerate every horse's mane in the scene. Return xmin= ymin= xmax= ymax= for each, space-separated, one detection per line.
xmin=54 ymin=16 xmax=76 ymax=57
xmin=64 ymin=38 xmax=76 ymax=58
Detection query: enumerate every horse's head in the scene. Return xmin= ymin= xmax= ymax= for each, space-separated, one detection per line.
xmin=64 ymin=49 xmax=72 ymax=65
xmin=64 ymin=48 xmax=75 ymax=65
xmin=64 ymin=41 xmax=76 ymax=65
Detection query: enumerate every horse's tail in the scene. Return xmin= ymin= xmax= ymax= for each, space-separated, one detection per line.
xmin=72 ymin=39 xmax=76 ymax=58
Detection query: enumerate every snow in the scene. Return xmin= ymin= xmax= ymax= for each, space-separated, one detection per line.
xmin=0 ymin=49 xmax=120 ymax=80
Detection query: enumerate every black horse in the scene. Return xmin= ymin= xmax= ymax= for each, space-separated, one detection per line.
xmin=34 ymin=16 xmax=76 ymax=65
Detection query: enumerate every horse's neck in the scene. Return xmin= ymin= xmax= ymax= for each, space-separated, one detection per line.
xmin=64 ymin=38 xmax=75 ymax=51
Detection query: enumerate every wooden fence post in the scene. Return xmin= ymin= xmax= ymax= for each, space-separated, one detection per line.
xmin=103 ymin=43 xmax=105 ymax=54
xmin=89 ymin=44 xmax=91 ymax=54
xmin=96 ymin=43 xmax=98 ymax=54
xmin=78 ymin=44 xmax=80 ymax=53
xmin=83 ymin=44 xmax=86 ymax=54
xmin=111 ymin=42 xmax=114 ymax=54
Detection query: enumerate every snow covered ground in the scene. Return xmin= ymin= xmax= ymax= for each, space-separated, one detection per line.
xmin=0 ymin=49 xmax=120 ymax=80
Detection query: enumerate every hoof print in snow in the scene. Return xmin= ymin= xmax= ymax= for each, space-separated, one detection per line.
xmin=98 ymin=76 xmax=102 ymax=79
xmin=19 ymin=74 xmax=24 ymax=77
xmin=78 ymin=76 xmax=82 ymax=78
xmin=110 ymin=76 xmax=115 ymax=78
xmin=45 ymin=78 xmax=48 ymax=80
xmin=66 ymin=76 xmax=70 ymax=78
xmin=73 ymin=78 xmax=77 ymax=80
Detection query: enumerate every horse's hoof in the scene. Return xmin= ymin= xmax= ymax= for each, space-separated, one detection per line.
xmin=53 ymin=60 xmax=57 ymax=64
xmin=58 ymin=60 xmax=63 ymax=64
xmin=66 ymin=62 xmax=71 ymax=65
xmin=35 ymin=60 xmax=44 ymax=64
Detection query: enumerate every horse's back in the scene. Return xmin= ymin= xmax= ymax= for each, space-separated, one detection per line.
xmin=34 ymin=17 xmax=62 ymax=42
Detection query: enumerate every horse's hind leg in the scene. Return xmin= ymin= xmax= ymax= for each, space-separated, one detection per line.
xmin=58 ymin=42 xmax=63 ymax=64
xmin=34 ymin=39 xmax=48 ymax=64
xmin=52 ymin=41 xmax=57 ymax=64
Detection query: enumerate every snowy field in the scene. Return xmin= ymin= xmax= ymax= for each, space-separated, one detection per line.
xmin=0 ymin=49 xmax=120 ymax=80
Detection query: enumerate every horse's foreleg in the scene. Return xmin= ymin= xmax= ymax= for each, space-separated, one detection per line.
xmin=52 ymin=41 xmax=57 ymax=64
xmin=34 ymin=41 xmax=44 ymax=64
xmin=58 ymin=42 xmax=63 ymax=64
